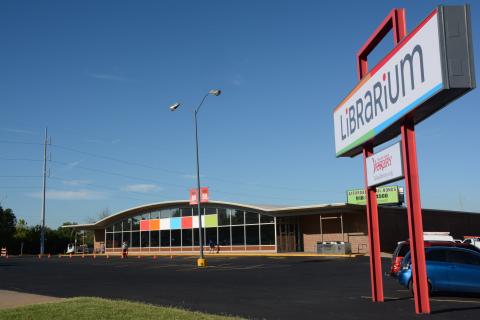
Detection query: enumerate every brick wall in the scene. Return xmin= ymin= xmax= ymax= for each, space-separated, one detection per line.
xmin=300 ymin=213 xmax=368 ymax=253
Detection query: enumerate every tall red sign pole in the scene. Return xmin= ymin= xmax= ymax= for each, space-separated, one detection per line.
xmin=356 ymin=8 xmax=430 ymax=313
xmin=362 ymin=144 xmax=382 ymax=302
xmin=401 ymin=116 xmax=430 ymax=314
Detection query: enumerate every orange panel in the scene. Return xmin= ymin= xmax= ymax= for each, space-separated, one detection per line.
xmin=150 ymin=219 xmax=160 ymax=231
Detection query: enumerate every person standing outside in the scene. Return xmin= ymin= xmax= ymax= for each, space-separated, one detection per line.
xmin=122 ymin=241 xmax=129 ymax=258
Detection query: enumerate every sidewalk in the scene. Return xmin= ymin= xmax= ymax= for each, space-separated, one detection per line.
xmin=0 ymin=290 xmax=63 ymax=309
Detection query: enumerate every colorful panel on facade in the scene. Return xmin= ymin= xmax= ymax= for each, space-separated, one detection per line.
xmin=182 ymin=216 xmax=192 ymax=229
xmin=204 ymin=214 xmax=218 ymax=228
xmin=192 ymin=216 xmax=199 ymax=229
xmin=160 ymin=218 xmax=170 ymax=230
xmin=150 ymin=219 xmax=160 ymax=231
xmin=140 ymin=220 xmax=150 ymax=231
xmin=170 ymin=217 xmax=181 ymax=229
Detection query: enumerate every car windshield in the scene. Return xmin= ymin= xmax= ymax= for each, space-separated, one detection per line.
xmin=397 ymin=244 xmax=410 ymax=257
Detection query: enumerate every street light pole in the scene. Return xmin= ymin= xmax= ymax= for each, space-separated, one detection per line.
xmin=194 ymin=107 xmax=204 ymax=260
xmin=169 ymin=89 xmax=221 ymax=267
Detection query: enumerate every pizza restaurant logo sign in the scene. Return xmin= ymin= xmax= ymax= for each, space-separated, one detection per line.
xmin=366 ymin=142 xmax=403 ymax=187
xmin=372 ymin=153 xmax=392 ymax=173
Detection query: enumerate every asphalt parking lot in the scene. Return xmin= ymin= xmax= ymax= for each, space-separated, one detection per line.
xmin=1 ymin=255 xmax=480 ymax=319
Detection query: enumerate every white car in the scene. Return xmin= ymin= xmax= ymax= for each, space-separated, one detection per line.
xmin=463 ymin=238 xmax=480 ymax=250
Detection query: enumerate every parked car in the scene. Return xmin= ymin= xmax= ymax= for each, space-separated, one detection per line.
xmin=390 ymin=240 xmax=480 ymax=276
xmin=398 ymin=246 xmax=480 ymax=294
xmin=463 ymin=237 xmax=480 ymax=250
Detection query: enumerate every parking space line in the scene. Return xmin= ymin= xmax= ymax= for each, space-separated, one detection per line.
xmin=360 ymin=296 xmax=405 ymax=301
xmin=430 ymin=298 xmax=480 ymax=304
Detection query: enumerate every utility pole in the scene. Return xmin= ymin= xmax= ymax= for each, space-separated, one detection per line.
xmin=40 ymin=127 xmax=48 ymax=255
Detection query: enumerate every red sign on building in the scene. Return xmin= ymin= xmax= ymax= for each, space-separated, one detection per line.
xmin=189 ymin=187 xmax=209 ymax=205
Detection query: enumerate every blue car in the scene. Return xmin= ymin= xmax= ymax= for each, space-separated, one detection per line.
xmin=398 ymin=246 xmax=480 ymax=294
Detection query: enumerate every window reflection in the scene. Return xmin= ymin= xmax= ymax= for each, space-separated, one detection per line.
xmin=245 ymin=212 xmax=259 ymax=224
xmin=231 ymin=225 xmax=245 ymax=245
xmin=246 ymin=225 xmax=259 ymax=245
xmin=231 ymin=210 xmax=244 ymax=225
xmin=105 ymin=206 xmax=276 ymax=250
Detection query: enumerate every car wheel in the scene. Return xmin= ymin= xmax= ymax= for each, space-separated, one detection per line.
xmin=408 ymin=280 xmax=433 ymax=295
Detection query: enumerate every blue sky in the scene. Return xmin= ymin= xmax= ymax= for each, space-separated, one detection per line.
xmin=1 ymin=0 xmax=479 ymax=228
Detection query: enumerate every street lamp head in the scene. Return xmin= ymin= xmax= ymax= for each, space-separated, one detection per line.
xmin=209 ymin=89 xmax=221 ymax=96
xmin=169 ymin=102 xmax=181 ymax=111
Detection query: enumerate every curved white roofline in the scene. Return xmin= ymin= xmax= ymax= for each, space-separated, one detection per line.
xmin=63 ymin=200 xmax=350 ymax=229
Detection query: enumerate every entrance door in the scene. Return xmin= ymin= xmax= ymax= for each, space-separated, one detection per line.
xmin=277 ymin=218 xmax=302 ymax=252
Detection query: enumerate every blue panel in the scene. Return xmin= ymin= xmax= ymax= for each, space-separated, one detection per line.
xmin=170 ymin=217 xmax=181 ymax=230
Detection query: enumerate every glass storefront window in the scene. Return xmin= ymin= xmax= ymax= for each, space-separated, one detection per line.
xmin=231 ymin=225 xmax=244 ymax=245
xmin=218 ymin=208 xmax=230 ymax=225
xmin=205 ymin=207 xmax=216 ymax=215
xmin=260 ymin=214 xmax=274 ymax=223
xmin=106 ymin=233 xmax=113 ymax=248
xmin=246 ymin=225 xmax=260 ymax=245
xmin=123 ymin=232 xmax=131 ymax=246
xmin=131 ymin=232 xmax=140 ymax=247
xmin=171 ymin=208 xmax=181 ymax=218
xmin=261 ymin=224 xmax=275 ymax=245
xmin=171 ymin=230 xmax=181 ymax=246
xmin=113 ymin=232 xmax=122 ymax=248
xmin=113 ymin=221 xmax=122 ymax=232
xmin=205 ymin=227 xmax=217 ymax=246
xmin=181 ymin=208 xmax=192 ymax=217
xmin=193 ymin=207 xmax=200 ymax=216
xmin=160 ymin=209 xmax=171 ymax=219
xmin=150 ymin=231 xmax=159 ymax=247
xmin=160 ymin=230 xmax=170 ymax=247
xmin=218 ymin=226 xmax=230 ymax=246
xmin=141 ymin=231 xmax=149 ymax=247
xmin=104 ymin=205 xmax=277 ymax=250
xmin=245 ymin=212 xmax=259 ymax=224
xmin=124 ymin=218 xmax=132 ymax=231
xmin=132 ymin=215 xmax=141 ymax=231
xmin=193 ymin=229 xmax=200 ymax=246
xmin=182 ymin=229 xmax=193 ymax=246
xmin=231 ymin=210 xmax=244 ymax=225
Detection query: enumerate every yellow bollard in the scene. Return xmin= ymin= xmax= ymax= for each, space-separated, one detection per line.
xmin=197 ymin=258 xmax=206 ymax=267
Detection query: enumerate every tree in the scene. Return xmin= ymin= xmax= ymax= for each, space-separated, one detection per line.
xmin=0 ymin=206 xmax=16 ymax=250
xmin=87 ymin=207 xmax=110 ymax=224
xmin=13 ymin=219 xmax=28 ymax=255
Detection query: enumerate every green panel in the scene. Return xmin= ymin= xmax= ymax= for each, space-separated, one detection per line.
xmin=204 ymin=214 xmax=218 ymax=228
xmin=347 ymin=186 xmax=400 ymax=205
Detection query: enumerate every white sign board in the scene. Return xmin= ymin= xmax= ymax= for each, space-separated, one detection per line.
xmin=366 ymin=142 xmax=404 ymax=187
xmin=333 ymin=11 xmax=443 ymax=157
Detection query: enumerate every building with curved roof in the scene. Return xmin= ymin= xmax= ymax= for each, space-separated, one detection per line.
xmin=66 ymin=200 xmax=480 ymax=255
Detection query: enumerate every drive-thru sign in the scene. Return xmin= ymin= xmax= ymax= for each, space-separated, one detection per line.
xmin=333 ymin=5 xmax=475 ymax=315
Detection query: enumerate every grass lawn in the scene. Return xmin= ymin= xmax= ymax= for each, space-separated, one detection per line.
xmin=0 ymin=297 xmax=242 ymax=320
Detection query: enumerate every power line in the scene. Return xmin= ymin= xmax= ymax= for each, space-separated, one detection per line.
xmin=49 ymin=176 xmax=178 ymax=201
xmin=0 ymin=175 xmax=42 ymax=178
xmin=0 ymin=140 xmax=42 ymax=146
xmin=50 ymin=143 xmax=342 ymax=194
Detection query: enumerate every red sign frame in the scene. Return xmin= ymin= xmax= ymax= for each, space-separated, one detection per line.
xmin=356 ymin=8 xmax=430 ymax=314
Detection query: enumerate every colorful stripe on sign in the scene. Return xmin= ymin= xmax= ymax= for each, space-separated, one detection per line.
xmin=335 ymin=83 xmax=443 ymax=156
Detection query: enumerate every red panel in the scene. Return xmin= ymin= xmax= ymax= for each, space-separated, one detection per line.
xmin=140 ymin=220 xmax=150 ymax=231
xmin=182 ymin=216 xmax=192 ymax=229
